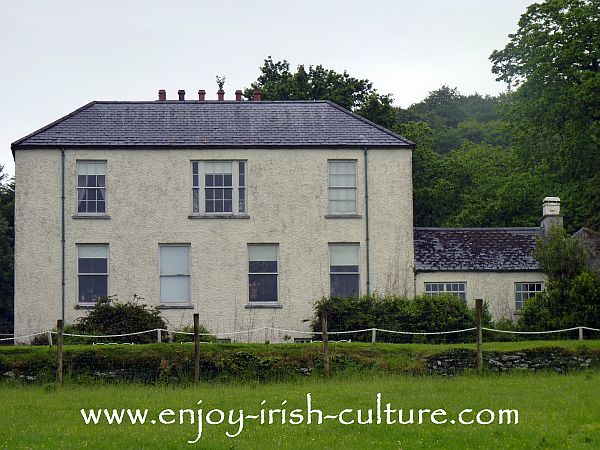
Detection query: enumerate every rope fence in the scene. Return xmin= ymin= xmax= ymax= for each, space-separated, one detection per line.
xmin=2 ymin=308 xmax=599 ymax=384
xmin=2 ymin=325 xmax=599 ymax=343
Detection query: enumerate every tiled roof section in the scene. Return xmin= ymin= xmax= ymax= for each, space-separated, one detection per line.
xmin=414 ymin=227 xmax=543 ymax=272
xmin=12 ymin=101 xmax=414 ymax=149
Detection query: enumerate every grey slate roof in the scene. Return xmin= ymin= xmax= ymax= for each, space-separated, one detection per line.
xmin=414 ymin=227 xmax=543 ymax=272
xmin=12 ymin=100 xmax=414 ymax=150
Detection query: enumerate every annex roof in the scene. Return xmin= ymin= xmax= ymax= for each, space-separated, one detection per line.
xmin=414 ymin=227 xmax=543 ymax=272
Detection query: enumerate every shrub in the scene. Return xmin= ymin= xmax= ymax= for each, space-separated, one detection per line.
xmin=312 ymin=293 xmax=491 ymax=343
xmin=519 ymin=271 xmax=600 ymax=331
xmin=72 ymin=295 xmax=167 ymax=344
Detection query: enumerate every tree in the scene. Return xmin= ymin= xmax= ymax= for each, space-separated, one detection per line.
xmin=0 ymin=165 xmax=14 ymax=334
xmin=533 ymin=225 xmax=586 ymax=281
xmin=490 ymin=0 xmax=600 ymax=230
xmin=245 ymin=57 xmax=397 ymax=126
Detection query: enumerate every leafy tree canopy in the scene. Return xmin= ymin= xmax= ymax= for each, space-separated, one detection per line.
xmin=490 ymin=0 xmax=600 ymax=229
xmin=0 ymin=165 xmax=14 ymax=334
xmin=244 ymin=57 xmax=397 ymax=125
xmin=533 ymin=225 xmax=587 ymax=281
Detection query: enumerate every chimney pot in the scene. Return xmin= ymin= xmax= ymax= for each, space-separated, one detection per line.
xmin=158 ymin=89 xmax=166 ymax=101
xmin=178 ymin=90 xmax=186 ymax=101
xmin=217 ymin=89 xmax=225 ymax=101
xmin=235 ymin=90 xmax=243 ymax=101
xmin=252 ymin=89 xmax=263 ymax=102
xmin=198 ymin=90 xmax=206 ymax=101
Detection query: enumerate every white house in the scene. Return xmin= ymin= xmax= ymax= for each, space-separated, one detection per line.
xmin=12 ymin=89 xmax=570 ymax=341
xmin=11 ymin=89 xmax=416 ymax=341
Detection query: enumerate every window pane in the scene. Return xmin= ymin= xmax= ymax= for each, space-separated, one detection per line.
xmin=79 ymin=246 xmax=108 ymax=258
xmin=239 ymin=188 xmax=246 ymax=213
xmin=192 ymin=189 xmax=200 ymax=213
xmin=330 ymin=274 xmax=359 ymax=297
xmin=160 ymin=246 xmax=190 ymax=275
xmin=249 ymin=245 xmax=277 ymax=261
xmin=249 ymin=261 xmax=278 ymax=273
xmin=79 ymin=275 xmax=108 ymax=302
xmin=77 ymin=161 xmax=106 ymax=176
xmin=330 ymin=244 xmax=359 ymax=266
xmin=329 ymin=174 xmax=356 ymax=187
xmin=78 ymin=258 xmax=107 ymax=274
xmin=249 ymin=274 xmax=278 ymax=302
xmin=330 ymin=265 xmax=359 ymax=273
xmin=205 ymin=161 xmax=232 ymax=173
xmin=160 ymin=276 xmax=190 ymax=303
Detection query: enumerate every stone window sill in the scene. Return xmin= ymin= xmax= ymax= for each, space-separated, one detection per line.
xmin=245 ymin=303 xmax=283 ymax=309
xmin=324 ymin=214 xmax=362 ymax=219
xmin=75 ymin=304 xmax=96 ymax=309
xmin=188 ymin=214 xmax=250 ymax=220
xmin=72 ymin=214 xmax=111 ymax=220
xmin=158 ymin=304 xmax=195 ymax=310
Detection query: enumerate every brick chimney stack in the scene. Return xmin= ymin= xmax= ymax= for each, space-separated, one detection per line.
xmin=217 ymin=89 xmax=225 ymax=101
xmin=252 ymin=90 xmax=263 ymax=101
xmin=178 ymin=90 xmax=186 ymax=101
xmin=158 ymin=89 xmax=166 ymax=101
xmin=198 ymin=90 xmax=206 ymax=101
xmin=235 ymin=90 xmax=243 ymax=101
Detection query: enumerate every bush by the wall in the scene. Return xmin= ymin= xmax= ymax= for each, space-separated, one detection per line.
xmin=312 ymin=294 xmax=492 ymax=343
xmin=519 ymin=271 xmax=600 ymax=331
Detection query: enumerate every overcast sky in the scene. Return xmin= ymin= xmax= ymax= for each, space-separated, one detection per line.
xmin=0 ymin=0 xmax=534 ymax=176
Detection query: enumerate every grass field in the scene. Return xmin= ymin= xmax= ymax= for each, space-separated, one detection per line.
xmin=1 ymin=372 xmax=599 ymax=449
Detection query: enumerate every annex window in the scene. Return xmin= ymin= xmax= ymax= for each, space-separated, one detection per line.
xmin=329 ymin=244 xmax=360 ymax=297
xmin=77 ymin=161 xmax=106 ymax=214
xmin=192 ymin=161 xmax=247 ymax=215
xmin=77 ymin=245 xmax=108 ymax=303
xmin=515 ymin=282 xmax=543 ymax=311
xmin=248 ymin=245 xmax=278 ymax=302
xmin=160 ymin=245 xmax=191 ymax=304
xmin=328 ymin=160 xmax=357 ymax=215
xmin=425 ymin=282 xmax=467 ymax=302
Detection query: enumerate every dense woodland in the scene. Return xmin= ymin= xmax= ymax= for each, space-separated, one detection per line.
xmin=0 ymin=0 xmax=598 ymax=333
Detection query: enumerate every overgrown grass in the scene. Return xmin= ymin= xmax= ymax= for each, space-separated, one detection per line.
xmin=1 ymin=372 xmax=599 ymax=448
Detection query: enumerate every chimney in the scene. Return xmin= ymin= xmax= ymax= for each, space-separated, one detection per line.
xmin=235 ymin=90 xmax=243 ymax=101
xmin=217 ymin=89 xmax=225 ymax=101
xmin=541 ymin=196 xmax=563 ymax=233
xmin=198 ymin=90 xmax=206 ymax=101
xmin=158 ymin=89 xmax=166 ymax=101
xmin=252 ymin=89 xmax=263 ymax=101
xmin=178 ymin=90 xmax=186 ymax=101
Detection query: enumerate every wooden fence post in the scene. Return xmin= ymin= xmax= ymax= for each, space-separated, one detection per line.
xmin=579 ymin=326 xmax=584 ymax=341
xmin=475 ymin=299 xmax=483 ymax=375
xmin=194 ymin=313 xmax=200 ymax=384
xmin=57 ymin=319 xmax=63 ymax=385
xmin=371 ymin=328 xmax=377 ymax=343
xmin=47 ymin=331 xmax=53 ymax=349
xmin=321 ymin=309 xmax=330 ymax=378
xmin=157 ymin=329 xmax=162 ymax=343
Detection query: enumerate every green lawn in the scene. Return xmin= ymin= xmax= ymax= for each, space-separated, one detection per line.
xmin=1 ymin=372 xmax=599 ymax=449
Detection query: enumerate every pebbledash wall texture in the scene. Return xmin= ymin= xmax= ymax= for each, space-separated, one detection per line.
xmin=12 ymin=97 xmax=415 ymax=341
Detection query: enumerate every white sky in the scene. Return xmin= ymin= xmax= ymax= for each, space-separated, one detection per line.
xmin=0 ymin=0 xmax=533 ymax=176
